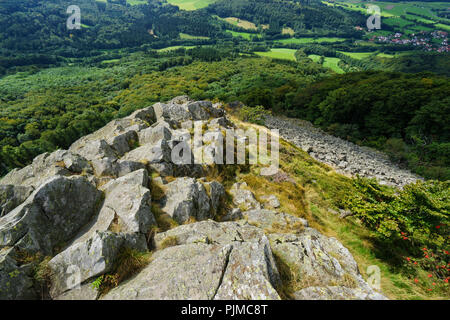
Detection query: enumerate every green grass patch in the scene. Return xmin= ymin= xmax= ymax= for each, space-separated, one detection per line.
xmin=254 ymin=48 xmax=297 ymax=61
xmin=157 ymin=46 xmax=196 ymax=52
xmin=179 ymin=33 xmax=210 ymax=40
xmin=323 ymin=57 xmax=344 ymax=74
xmin=338 ymin=51 xmax=374 ymax=60
xmin=275 ymin=37 xmax=347 ymax=45
xmin=225 ymin=30 xmax=260 ymax=40
xmin=166 ymin=0 xmax=217 ymax=10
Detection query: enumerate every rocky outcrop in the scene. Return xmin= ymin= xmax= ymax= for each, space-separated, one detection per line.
xmin=264 ymin=115 xmax=421 ymax=188
xmin=0 ymin=185 xmax=33 ymax=217
xmin=158 ymin=177 xmax=224 ymax=224
xmin=0 ymin=175 xmax=102 ymax=255
xmin=0 ymin=248 xmax=36 ymax=300
xmin=229 ymin=182 xmax=261 ymax=211
xmin=0 ymin=97 xmax=387 ymax=300
xmin=293 ymin=286 xmax=386 ymax=300
xmin=48 ymin=231 xmax=125 ymax=298
xmin=0 ymin=150 xmax=92 ymax=188
xmin=106 ymin=220 xmax=281 ymax=300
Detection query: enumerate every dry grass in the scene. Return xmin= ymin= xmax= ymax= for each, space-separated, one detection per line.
xmin=97 ymin=248 xmax=152 ymax=297
xmin=263 ymin=220 xmax=305 ymax=235
xmin=151 ymin=203 xmax=179 ymax=232
xmin=159 ymin=236 xmax=179 ymax=250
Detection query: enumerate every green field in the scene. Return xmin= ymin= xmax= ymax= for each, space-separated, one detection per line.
xmin=254 ymin=48 xmax=298 ymax=61
xmin=308 ymin=54 xmax=345 ymax=73
xmin=275 ymin=37 xmax=347 ymax=44
xmin=157 ymin=46 xmax=196 ymax=52
xmin=166 ymin=0 xmax=217 ymax=10
xmin=226 ymin=30 xmax=260 ymax=40
xmin=338 ymin=51 xmax=374 ymax=60
xmin=179 ymin=33 xmax=210 ymax=40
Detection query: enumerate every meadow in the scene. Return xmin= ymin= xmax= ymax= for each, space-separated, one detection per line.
xmin=275 ymin=37 xmax=347 ymax=45
xmin=226 ymin=30 xmax=260 ymax=40
xmin=308 ymin=55 xmax=345 ymax=74
xmin=338 ymin=51 xmax=375 ymax=60
xmin=166 ymin=0 xmax=217 ymax=10
xmin=254 ymin=48 xmax=298 ymax=61
xmin=179 ymin=33 xmax=210 ymax=40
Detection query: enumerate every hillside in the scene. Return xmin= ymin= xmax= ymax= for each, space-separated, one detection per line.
xmin=0 ymin=0 xmax=448 ymax=302
xmin=0 ymin=97 xmax=448 ymax=300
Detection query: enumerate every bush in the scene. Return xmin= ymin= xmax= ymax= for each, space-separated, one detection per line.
xmin=238 ymin=105 xmax=271 ymax=125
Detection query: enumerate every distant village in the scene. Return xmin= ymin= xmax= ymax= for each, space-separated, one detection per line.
xmin=369 ymin=30 xmax=449 ymax=52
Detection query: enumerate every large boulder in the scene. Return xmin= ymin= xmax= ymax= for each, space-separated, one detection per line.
xmin=122 ymin=139 xmax=171 ymax=165
xmin=102 ymin=243 xmax=232 ymax=300
xmin=267 ymin=229 xmax=386 ymax=299
xmin=138 ymin=121 xmax=172 ymax=146
xmin=214 ymin=239 xmax=281 ymax=300
xmin=0 ymin=176 xmax=102 ymax=255
xmin=72 ymin=170 xmax=154 ymax=245
xmin=0 ymin=150 xmax=92 ymax=188
xmin=48 ymin=231 xmax=124 ymax=298
xmin=104 ymin=220 xmax=281 ymax=300
xmin=71 ymin=139 xmax=116 ymax=161
xmin=158 ymin=178 xmax=224 ymax=224
xmin=154 ymin=220 xmax=264 ymax=248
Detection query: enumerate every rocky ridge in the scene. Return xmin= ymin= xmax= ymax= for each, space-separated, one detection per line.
xmin=264 ymin=115 xmax=421 ymax=188
xmin=0 ymin=97 xmax=386 ymax=300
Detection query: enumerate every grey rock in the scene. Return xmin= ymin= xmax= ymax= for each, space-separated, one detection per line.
xmin=125 ymin=107 xmax=156 ymax=125
xmin=72 ymin=139 xmax=116 ymax=161
xmin=267 ymin=229 xmax=386 ymax=298
xmin=49 ymin=231 xmax=124 ymax=297
xmin=205 ymin=181 xmax=225 ymax=216
xmin=75 ymin=170 xmax=154 ymax=244
xmin=106 ymin=130 xmax=138 ymax=157
xmin=0 ymin=150 xmax=91 ymax=188
xmin=123 ymin=139 xmax=171 ymax=164
xmin=244 ymin=209 xmax=308 ymax=232
xmin=260 ymin=195 xmax=281 ymax=209
xmin=159 ymin=178 xmax=212 ymax=224
xmin=0 ymin=248 xmax=36 ymax=300
xmin=91 ymin=157 xmax=117 ymax=177
xmin=0 ymin=185 xmax=34 ymax=217
xmin=154 ymin=220 xmax=265 ymax=249
xmin=264 ymin=115 xmax=421 ymax=188
xmin=70 ymin=118 xmax=148 ymax=157
xmin=104 ymin=220 xmax=280 ymax=300
xmin=115 ymin=160 xmax=146 ymax=178
xmin=54 ymin=282 xmax=99 ymax=300
xmin=229 ymin=182 xmax=261 ymax=211
xmin=0 ymin=176 xmax=102 ymax=255
xmin=214 ymin=238 xmax=281 ymax=300
xmin=138 ymin=122 xmax=172 ymax=146
xmin=293 ymin=286 xmax=387 ymax=300
xmin=102 ymin=243 xmax=231 ymax=300
xmin=221 ymin=208 xmax=243 ymax=222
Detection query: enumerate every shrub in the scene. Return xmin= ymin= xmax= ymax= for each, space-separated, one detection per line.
xmin=238 ymin=105 xmax=271 ymax=125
